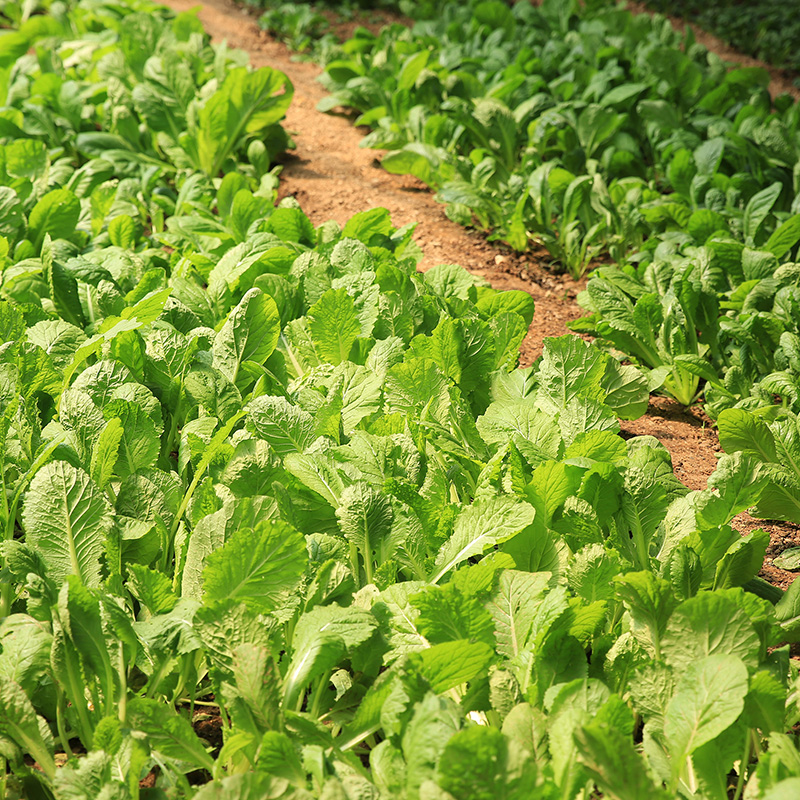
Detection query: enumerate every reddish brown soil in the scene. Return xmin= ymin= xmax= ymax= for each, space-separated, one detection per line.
xmin=159 ymin=0 xmax=798 ymax=588
xmin=193 ymin=707 xmax=225 ymax=751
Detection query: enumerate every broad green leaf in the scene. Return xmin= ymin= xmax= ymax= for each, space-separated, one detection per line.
xmin=0 ymin=614 xmax=52 ymax=694
xmin=192 ymin=773 xmax=280 ymax=800
xmin=477 ymin=399 xmax=562 ymax=467
xmin=202 ymin=519 xmax=307 ymax=614
xmin=401 ymin=693 xmax=461 ymax=798
xmin=576 ymin=722 xmax=666 ymax=800
xmin=128 ymin=697 xmax=215 ymax=773
xmin=436 ymin=725 xmax=515 ymax=799
xmin=284 ymin=451 xmax=351 ymax=507
xmin=486 ymin=570 xmax=551 ymax=659
xmin=336 ymin=482 xmax=395 ymax=580
xmin=773 ymin=547 xmax=800 ymax=570
xmin=765 ymin=214 xmax=800 ymax=258
xmin=57 ymin=577 xmax=116 ymax=715
xmin=126 ymin=564 xmax=178 ymax=615
xmin=713 ymin=529 xmax=770 ymax=590
xmin=307 ymin=288 xmax=360 ymax=365
xmin=416 ymin=639 xmax=494 ymax=693
xmin=90 ymin=418 xmax=123 ymax=490
xmin=28 ymin=188 xmax=80 ymax=249
xmin=0 ymin=679 xmax=55 ymax=780
xmin=247 ymin=395 xmax=316 ymax=455
xmin=22 ymin=461 xmax=113 ymax=587
xmin=661 ymin=592 xmax=760 ymax=670
xmin=213 ymin=288 xmax=281 ymax=386
xmin=223 ymin=644 xmax=281 ymax=736
xmin=196 ymin=66 xmax=293 ymax=176
xmin=743 ymin=182 xmax=781 ymax=242
xmin=664 ymin=655 xmax=748 ymax=765
xmin=412 ymin=583 xmax=495 ymax=646
xmin=431 ymin=496 xmax=536 ymax=583
xmin=108 ymin=215 xmax=136 ymax=249
xmin=536 ymin=335 xmax=606 ymax=413
xmin=284 ymin=605 xmax=376 ymax=708
xmin=717 ymin=408 xmax=777 ymax=462
xmin=103 ymin=398 xmax=160 ymax=478
xmin=614 ymin=572 xmax=675 ymax=655
xmin=26 ymin=319 xmax=87 ymax=373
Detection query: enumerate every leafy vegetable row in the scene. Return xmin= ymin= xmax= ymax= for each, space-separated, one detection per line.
xmin=2 ymin=1 xmax=800 ymax=799
xmin=260 ymin=0 xmax=800 ymax=413
xmin=641 ymin=0 xmax=800 ymax=74
xmin=0 ymin=0 xmax=292 ymax=265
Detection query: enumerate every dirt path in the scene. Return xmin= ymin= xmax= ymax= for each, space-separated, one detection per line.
xmin=159 ymin=0 xmax=799 ymax=588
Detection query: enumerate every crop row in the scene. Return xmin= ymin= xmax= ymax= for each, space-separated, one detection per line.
xmin=1 ymin=1 xmax=800 ymax=799
xmin=641 ymin=0 xmax=800 ymax=74
xmin=261 ymin=0 xmax=800 ymax=414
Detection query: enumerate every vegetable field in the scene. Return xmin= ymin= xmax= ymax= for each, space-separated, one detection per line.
xmin=1 ymin=0 xmax=800 ymax=798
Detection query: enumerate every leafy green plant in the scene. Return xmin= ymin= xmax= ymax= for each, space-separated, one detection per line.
xmin=641 ymin=0 xmax=800 ymax=73
xmin=1 ymin=1 xmax=800 ymax=798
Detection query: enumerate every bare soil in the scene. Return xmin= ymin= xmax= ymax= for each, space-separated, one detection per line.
xmin=159 ymin=0 xmax=799 ymax=588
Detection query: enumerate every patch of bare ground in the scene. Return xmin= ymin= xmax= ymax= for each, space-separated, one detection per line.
xmin=159 ymin=0 xmax=797 ymax=587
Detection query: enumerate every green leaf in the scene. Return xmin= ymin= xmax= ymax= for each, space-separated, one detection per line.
xmin=576 ymin=722 xmax=666 ymax=800
xmin=661 ymin=592 xmax=760 ymax=670
xmin=126 ymin=564 xmax=178 ymax=615
xmin=431 ymin=496 xmax=536 ymax=583
xmin=401 ymin=693 xmax=462 ymax=796
xmin=57 ymin=576 xmax=116 ymax=715
xmin=743 ymin=182 xmax=781 ymax=242
xmin=765 ymin=214 xmax=800 ymax=258
xmin=717 ymin=408 xmax=777 ymax=462
xmin=486 ymin=570 xmax=551 ymax=659
xmin=202 ymin=519 xmax=307 ymax=614
xmin=128 ymin=697 xmax=215 ymax=773
xmin=614 ymin=571 xmax=676 ymax=654
xmin=28 ymin=188 xmax=80 ymax=249
xmin=26 ymin=319 xmax=87 ymax=374
xmin=284 ymin=605 xmax=377 ymax=708
xmin=90 ymin=418 xmax=123 ymax=490
xmin=436 ymin=725 xmax=512 ymax=799
xmin=476 ymin=400 xmax=562 ymax=468
xmin=108 ymin=215 xmax=137 ymax=249
xmin=307 ymin=288 xmax=360 ymax=365
xmin=247 ymin=395 xmax=316 ymax=455
xmin=772 ymin=547 xmax=800 ymax=570
xmin=412 ymin=583 xmax=495 ymax=647
xmin=192 ymin=773 xmax=279 ymax=800
xmin=256 ymin=730 xmax=305 ymax=784
xmin=536 ymin=335 xmax=607 ymax=412
xmin=0 ymin=614 xmax=52 ymax=695
xmin=103 ymin=398 xmax=160 ymax=478
xmin=213 ymin=288 xmax=281 ymax=386
xmin=336 ymin=482 xmax=395 ymax=581
xmin=664 ymin=655 xmax=748 ymax=766
xmin=221 ymin=643 xmax=282 ymax=737
xmin=0 ymin=679 xmax=55 ymax=780
xmin=713 ymin=529 xmax=770 ymax=590
xmin=22 ymin=461 xmax=113 ymax=588
xmin=417 ymin=639 xmax=494 ymax=693
xmin=698 ymin=452 xmax=767 ymax=528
